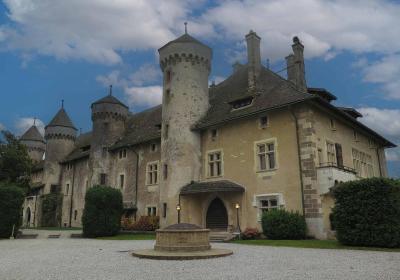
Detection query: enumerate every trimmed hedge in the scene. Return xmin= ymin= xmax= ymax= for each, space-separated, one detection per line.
xmin=82 ymin=185 xmax=123 ymax=237
xmin=332 ymin=178 xmax=400 ymax=248
xmin=262 ymin=209 xmax=306 ymax=240
xmin=0 ymin=186 xmax=25 ymax=238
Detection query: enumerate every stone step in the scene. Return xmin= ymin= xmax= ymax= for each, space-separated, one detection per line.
xmin=48 ymin=234 xmax=60 ymax=239
xmin=17 ymin=234 xmax=38 ymax=239
xmin=209 ymin=232 xmax=234 ymax=242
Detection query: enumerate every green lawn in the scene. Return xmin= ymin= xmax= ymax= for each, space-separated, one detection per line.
xmin=232 ymin=239 xmax=400 ymax=252
xmin=97 ymin=233 xmax=156 ymax=240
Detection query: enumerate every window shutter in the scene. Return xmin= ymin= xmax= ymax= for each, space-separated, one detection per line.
xmin=335 ymin=143 xmax=343 ymax=168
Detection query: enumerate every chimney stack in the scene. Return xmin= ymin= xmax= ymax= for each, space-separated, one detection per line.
xmin=246 ymin=30 xmax=261 ymax=90
xmin=286 ymin=36 xmax=307 ymax=92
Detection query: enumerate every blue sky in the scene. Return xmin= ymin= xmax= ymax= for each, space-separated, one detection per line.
xmin=0 ymin=0 xmax=399 ymax=177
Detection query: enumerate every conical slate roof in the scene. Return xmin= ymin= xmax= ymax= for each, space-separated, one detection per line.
xmin=20 ymin=125 xmax=45 ymax=142
xmin=92 ymin=95 xmax=128 ymax=108
xmin=46 ymin=108 xmax=76 ymax=129
xmin=159 ymin=33 xmax=210 ymax=51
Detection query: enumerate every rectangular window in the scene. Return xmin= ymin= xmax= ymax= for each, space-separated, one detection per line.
xmin=259 ymin=116 xmax=268 ymax=128
xmin=146 ymin=162 xmax=159 ymax=185
xmin=119 ymin=174 xmax=124 ymax=189
xmin=119 ymin=149 xmax=127 ymax=159
xmin=210 ymin=129 xmax=217 ymax=140
xmin=353 ymin=130 xmax=358 ymax=141
xmin=165 ymin=89 xmax=171 ymax=103
xmin=330 ymin=118 xmax=336 ymax=130
xmin=66 ymin=184 xmax=70 ymax=195
xmin=208 ymin=151 xmax=222 ymax=177
xmin=100 ymin=173 xmax=107 ymax=185
xmin=352 ymin=148 xmax=373 ymax=178
xmin=147 ymin=207 xmax=157 ymax=216
xmin=326 ymin=141 xmax=336 ymax=164
xmin=163 ymin=164 xmax=168 ymax=180
xmin=163 ymin=203 xmax=167 ymax=218
xmin=255 ymin=194 xmax=283 ymax=221
xmin=318 ymin=148 xmax=323 ymax=166
xmin=166 ymin=70 xmax=171 ymax=84
xmin=256 ymin=142 xmax=276 ymax=171
xmin=151 ymin=143 xmax=157 ymax=152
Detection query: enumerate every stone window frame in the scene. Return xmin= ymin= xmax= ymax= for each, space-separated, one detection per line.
xmin=146 ymin=205 xmax=157 ymax=216
xmin=119 ymin=149 xmax=127 ymax=159
xmin=329 ymin=118 xmax=336 ymax=131
xmin=150 ymin=143 xmax=158 ymax=153
xmin=146 ymin=161 xmax=159 ymax=186
xmin=325 ymin=139 xmax=336 ymax=165
xmin=351 ymin=147 xmax=374 ymax=178
xmin=254 ymin=137 xmax=278 ymax=173
xmin=210 ymin=128 xmax=218 ymax=141
xmin=206 ymin=149 xmax=224 ymax=178
xmin=253 ymin=193 xmax=285 ymax=222
xmin=65 ymin=181 xmax=71 ymax=196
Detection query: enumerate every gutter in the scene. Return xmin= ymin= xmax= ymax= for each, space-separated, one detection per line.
xmin=289 ymin=106 xmax=306 ymax=216
xmin=130 ymin=148 xmax=140 ymax=220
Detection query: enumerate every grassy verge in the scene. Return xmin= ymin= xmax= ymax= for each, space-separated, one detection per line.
xmin=97 ymin=233 xmax=156 ymax=240
xmin=232 ymin=239 xmax=400 ymax=252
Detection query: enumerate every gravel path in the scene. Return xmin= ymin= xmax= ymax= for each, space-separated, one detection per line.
xmin=0 ymin=239 xmax=399 ymax=280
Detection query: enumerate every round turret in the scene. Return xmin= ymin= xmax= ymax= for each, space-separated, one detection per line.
xmin=90 ymin=87 xmax=128 ymax=186
xmin=44 ymin=106 xmax=77 ymax=163
xmin=158 ymin=31 xmax=212 ymax=227
xmin=20 ymin=124 xmax=45 ymax=162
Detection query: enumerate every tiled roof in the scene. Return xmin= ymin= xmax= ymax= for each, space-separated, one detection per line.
xmin=110 ymin=105 xmax=162 ymax=150
xmin=159 ymin=33 xmax=210 ymax=51
xmin=180 ymin=180 xmax=245 ymax=195
xmin=62 ymin=132 xmax=92 ymax=162
xmin=32 ymin=160 xmax=44 ymax=172
xmin=92 ymin=94 xmax=128 ymax=108
xmin=194 ymin=65 xmax=315 ymax=129
xmin=20 ymin=125 xmax=45 ymax=142
xmin=47 ymin=108 xmax=76 ymax=129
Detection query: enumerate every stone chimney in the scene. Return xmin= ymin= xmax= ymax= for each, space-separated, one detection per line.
xmin=246 ymin=30 xmax=261 ymax=90
xmin=286 ymin=36 xmax=307 ymax=92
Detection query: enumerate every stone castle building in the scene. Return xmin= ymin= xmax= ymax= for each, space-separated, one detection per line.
xmin=20 ymin=31 xmax=395 ymax=239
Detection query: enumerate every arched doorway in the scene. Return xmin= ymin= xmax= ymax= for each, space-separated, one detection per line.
xmin=206 ymin=198 xmax=228 ymax=231
xmin=25 ymin=207 xmax=31 ymax=227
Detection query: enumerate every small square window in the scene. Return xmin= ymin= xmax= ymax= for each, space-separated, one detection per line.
xmin=210 ymin=129 xmax=217 ymax=140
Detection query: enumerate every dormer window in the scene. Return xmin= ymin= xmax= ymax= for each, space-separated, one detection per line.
xmin=119 ymin=149 xmax=127 ymax=159
xmin=210 ymin=129 xmax=218 ymax=141
xmin=230 ymin=96 xmax=254 ymax=110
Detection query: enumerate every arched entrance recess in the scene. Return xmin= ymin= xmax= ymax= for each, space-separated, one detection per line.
xmin=206 ymin=197 xmax=228 ymax=230
xmin=26 ymin=207 xmax=31 ymax=227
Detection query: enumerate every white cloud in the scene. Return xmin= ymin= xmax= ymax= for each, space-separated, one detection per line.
xmin=130 ymin=64 xmax=161 ymax=86
xmin=357 ymin=107 xmax=400 ymax=162
xmin=1 ymin=0 xmax=213 ymax=64
xmin=15 ymin=117 xmax=45 ymax=136
xmin=124 ymin=86 xmax=162 ymax=108
xmin=0 ymin=122 xmax=5 ymax=131
xmin=357 ymin=55 xmax=400 ymax=99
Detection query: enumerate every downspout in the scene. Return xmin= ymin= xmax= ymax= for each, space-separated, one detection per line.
xmin=375 ymin=147 xmax=382 ymax=177
xmin=69 ymin=163 xmax=76 ymax=227
xmin=131 ymin=148 xmax=139 ymax=220
xmin=33 ymin=193 xmax=38 ymax=226
xmin=289 ymin=106 xmax=306 ymax=216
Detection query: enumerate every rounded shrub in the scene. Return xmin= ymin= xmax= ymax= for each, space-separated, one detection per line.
xmin=0 ymin=186 xmax=25 ymax=238
xmin=332 ymin=178 xmax=400 ymax=248
xmin=262 ymin=209 xmax=306 ymax=240
xmin=82 ymin=185 xmax=123 ymax=238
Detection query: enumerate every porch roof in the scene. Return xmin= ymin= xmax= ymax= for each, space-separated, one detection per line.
xmin=180 ymin=180 xmax=245 ymax=195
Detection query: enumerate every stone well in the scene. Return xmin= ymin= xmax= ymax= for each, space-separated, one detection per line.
xmin=132 ymin=223 xmax=233 ymax=260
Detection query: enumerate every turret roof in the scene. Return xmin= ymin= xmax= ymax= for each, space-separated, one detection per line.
xmin=20 ymin=125 xmax=45 ymax=142
xmin=159 ymin=33 xmax=210 ymax=51
xmin=46 ymin=108 xmax=76 ymax=129
xmin=92 ymin=94 xmax=128 ymax=109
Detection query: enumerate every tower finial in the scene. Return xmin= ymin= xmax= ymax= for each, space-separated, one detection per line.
xmin=33 ymin=117 xmax=36 ymax=126
xmin=61 ymin=99 xmax=64 ymax=109
xmin=184 ymin=22 xmax=188 ymax=34
xmin=109 ymin=85 xmax=112 ymax=96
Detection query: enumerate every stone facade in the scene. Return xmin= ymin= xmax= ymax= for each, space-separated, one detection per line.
xmin=21 ymin=31 xmax=395 ymax=239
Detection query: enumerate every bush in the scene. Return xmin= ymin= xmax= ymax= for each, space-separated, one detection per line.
xmin=125 ymin=216 xmax=159 ymax=231
xmin=262 ymin=209 xmax=306 ymax=240
xmin=332 ymin=178 xmax=400 ymax=248
xmin=241 ymin=227 xmax=260 ymax=240
xmin=0 ymin=186 xmax=25 ymax=238
xmin=82 ymin=185 xmax=123 ymax=237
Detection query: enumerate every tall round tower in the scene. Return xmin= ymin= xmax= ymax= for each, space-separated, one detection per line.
xmin=44 ymin=103 xmax=77 ymax=193
xmin=158 ymin=31 xmax=212 ymax=226
xmin=90 ymin=87 xmax=128 ymax=186
xmin=20 ymin=122 xmax=45 ymax=163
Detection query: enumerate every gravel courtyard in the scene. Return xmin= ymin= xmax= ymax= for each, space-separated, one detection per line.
xmin=0 ymin=239 xmax=399 ymax=280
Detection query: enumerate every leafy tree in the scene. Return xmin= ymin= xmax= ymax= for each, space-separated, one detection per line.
xmin=0 ymin=131 xmax=32 ymax=192
xmin=0 ymin=185 xmax=25 ymax=238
